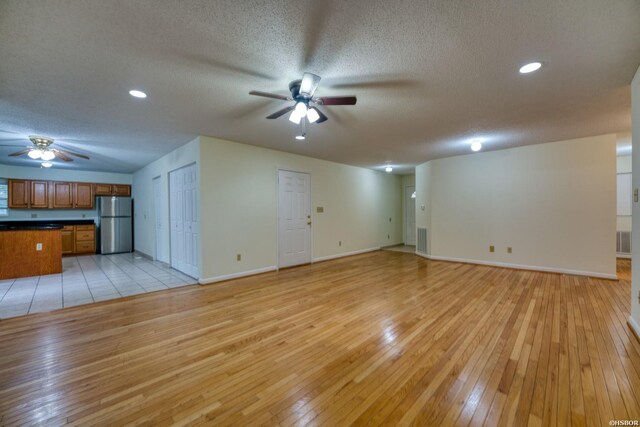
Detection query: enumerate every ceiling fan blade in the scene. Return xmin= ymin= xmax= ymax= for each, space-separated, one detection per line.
xmin=8 ymin=149 xmax=31 ymax=157
xmin=266 ymin=105 xmax=295 ymax=119
xmin=310 ymin=107 xmax=328 ymax=123
xmin=55 ymin=148 xmax=90 ymax=159
xmin=299 ymin=73 xmax=321 ymax=98
xmin=53 ymin=150 xmax=73 ymax=161
xmin=315 ymin=96 xmax=357 ymax=106
xmin=249 ymin=90 xmax=291 ymax=101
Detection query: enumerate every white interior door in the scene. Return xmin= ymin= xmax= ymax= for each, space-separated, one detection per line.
xmin=405 ymin=186 xmax=416 ymax=246
xmin=153 ymin=176 xmax=162 ymax=261
xmin=169 ymin=164 xmax=198 ymax=278
xmin=278 ymin=170 xmax=311 ymax=268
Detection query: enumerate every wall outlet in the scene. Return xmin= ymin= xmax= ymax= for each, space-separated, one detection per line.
xmin=507 ymin=247 xmax=512 ymax=254
xmin=36 ymin=243 xmax=42 ymax=251
xmin=339 ymin=241 xmax=342 ymax=246
xmin=236 ymin=254 xmax=241 ymax=261
xmin=31 ymin=213 xmax=37 ymax=218
xmin=489 ymin=245 xmax=495 ymax=253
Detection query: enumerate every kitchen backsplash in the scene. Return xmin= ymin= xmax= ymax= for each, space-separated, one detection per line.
xmin=3 ymin=208 xmax=98 ymax=221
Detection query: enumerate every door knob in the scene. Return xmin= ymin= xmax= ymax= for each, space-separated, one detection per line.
xmin=307 ymin=219 xmax=312 ymax=225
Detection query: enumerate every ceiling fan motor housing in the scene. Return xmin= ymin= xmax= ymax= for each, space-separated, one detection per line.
xmin=288 ymin=80 xmax=307 ymax=103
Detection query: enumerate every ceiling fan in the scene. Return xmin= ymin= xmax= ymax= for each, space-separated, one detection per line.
xmin=3 ymin=136 xmax=90 ymax=167
xmin=249 ymin=72 xmax=357 ymax=125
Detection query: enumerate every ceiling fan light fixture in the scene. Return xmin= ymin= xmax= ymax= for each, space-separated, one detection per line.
xmin=41 ymin=150 xmax=55 ymax=161
xmin=385 ymin=166 xmax=393 ymax=173
xmin=306 ymin=108 xmax=320 ymax=123
xmin=41 ymin=161 xmax=53 ymax=168
xmin=129 ymin=89 xmax=147 ymax=98
xmin=28 ymin=149 xmax=42 ymax=159
xmin=294 ymin=102 xmax=308 ymax=116
xmin=289 ymin=110 xmax=303 ymax=124
xmin=519 ymin=62 xmax=542 ymax=74
xmin=295 ymin=134 xmax=306 ymax=141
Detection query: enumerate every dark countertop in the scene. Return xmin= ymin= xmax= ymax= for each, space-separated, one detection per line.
xmin=0 ymin=219 xmax=95 ymax=231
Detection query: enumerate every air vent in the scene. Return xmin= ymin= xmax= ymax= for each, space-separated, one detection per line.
xmin=417 ymin=228 xmax=427 ymax=254
xmin=617 ymin=231 xmax=631 ymax=255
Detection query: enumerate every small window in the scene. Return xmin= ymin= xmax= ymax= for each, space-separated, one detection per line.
xmin=0 ymin=179 xmax=7 ymax=216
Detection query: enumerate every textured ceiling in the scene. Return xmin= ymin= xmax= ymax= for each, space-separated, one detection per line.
xmin=0 ymin=0 xmax=639 ymax=174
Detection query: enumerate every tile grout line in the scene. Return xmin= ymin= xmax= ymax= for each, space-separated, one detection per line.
xmin=76 ymin=256 xmax=98 ymax=304
xmin=88 ymin=254 xmax=125 ymax=298
xmin=27 ymin=275 xmax=42 ymax=314
xmin=0 ymin=279 xmax=16 ymax=302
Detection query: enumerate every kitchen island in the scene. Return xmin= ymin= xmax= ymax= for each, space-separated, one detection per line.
xmin=0 ymin=222 xmax=63 ymax=280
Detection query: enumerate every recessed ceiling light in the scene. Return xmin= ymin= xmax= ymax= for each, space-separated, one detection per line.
xmin=519 ymin=62 xmax=542 ymax=74
xmin=385 ymin=166 xmax=393 ymax=173
xmin=470 ymin=141 xmax=482 ymax=152
xmin=129 ymin=89 xmax=147 ymax=98
xmin=41 ymin=161 xmax=53 ymax=168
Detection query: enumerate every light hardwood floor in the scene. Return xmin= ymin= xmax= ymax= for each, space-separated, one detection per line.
xmin=0 ymin=253 xmax=638 ymax=426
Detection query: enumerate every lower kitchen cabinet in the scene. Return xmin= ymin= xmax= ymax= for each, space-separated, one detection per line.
xmin=61 ymin=224 xmax=96 ymax=256
xmin=61 ymin=226 xmax=75 ymax=255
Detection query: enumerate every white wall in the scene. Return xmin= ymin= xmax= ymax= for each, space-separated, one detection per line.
xmin=617 ymin=154 xmax=632 ymax=232
xmin=0 ymin=164 xmax=132 ymax=220
xmin=416 ymin=134 xmax=617 ymax=278
xmin=631 ymin=65 xmax=640 ymax=326
xmin=401 ymin=174 xmax=415 ymax=244
xmin=131 ymin=138 xmax=200 ymax=266
xmin=199 ymin=136 xmax=402 ymax=282
xmin=415 ymin=163 xmax=432 ymax=254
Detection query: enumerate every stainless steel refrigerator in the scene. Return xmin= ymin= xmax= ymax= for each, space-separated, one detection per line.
xmin=98 ymin=196 xmax=132 ymax=254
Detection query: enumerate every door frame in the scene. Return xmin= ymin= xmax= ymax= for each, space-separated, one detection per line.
xmin=405 ymin=185 xmax=416 ymax=245
xmin=276 ymin=167 xmax=313 ymax=269
xmin=152 ymin=175 xmax=162 ymax=261
xmin=168 ymin=162 xmax=199 ymax=278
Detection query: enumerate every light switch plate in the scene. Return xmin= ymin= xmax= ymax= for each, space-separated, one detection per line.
xmin=316 ymin=206 xmax=324 ymax=213
xmin=36 ymin=243 xmax=42 ymax=251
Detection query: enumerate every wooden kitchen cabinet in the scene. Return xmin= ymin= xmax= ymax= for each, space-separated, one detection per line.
xmin=51 ymin=181 xmax=73 ymax=208
xmin=94 ymin=183 xmax=112 ymax=196
xmin=8 ymin=180 xmax=29 ymax=208
xmin=29 ymin=181 xmax=49 ymax=208
xmin=8 ymin=179 xmax=130 ymax=210
xmin=73 ymin=183 xmax=94 ymax=209
xmin=95 ymin=183 xmax=131 ymax=196
xmin=74 ymin=225 xmax=96 ymax=254
xmin=61 ymin=226 xmax=75 ymax=255
xmin=112 ymin=184 xmax=131 ymax=196
xmin=61 ymin=224 xmax=96 ymax=256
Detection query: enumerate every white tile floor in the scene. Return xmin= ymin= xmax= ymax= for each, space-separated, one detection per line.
xmin=0 ymin=253 xmax=196 ymax=319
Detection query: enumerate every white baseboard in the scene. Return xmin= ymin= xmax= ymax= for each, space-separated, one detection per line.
xmin=415 ymin=252 xmax=617 ymax=280
xmin=628 ymin=316 xmax=640 ymax=342
xmin=199 ymin=265 xmax=277 ymax=285
xmin=313 ymin=247 xmax=380 ymax=263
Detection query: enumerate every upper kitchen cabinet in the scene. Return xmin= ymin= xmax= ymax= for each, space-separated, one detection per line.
xmin=51 ymin=181 xmax=73 ymax=208
xmin=8 ymin=179 xmax=129 ymax=209
xmin=73 ymin=183 xmax=94 ymax=209
xmin=8 ymin=180 xmax=29 ymax=208
xmin=94 ymin=183 xmax=112 ymax=196
xmin=95 ymin=183 xmax=131 ymax=197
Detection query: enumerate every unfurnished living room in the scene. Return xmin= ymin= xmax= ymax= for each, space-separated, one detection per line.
xmin=1 ymin=0 xmax=640 ymax=425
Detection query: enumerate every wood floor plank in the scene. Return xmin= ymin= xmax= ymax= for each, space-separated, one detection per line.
xmin=0 ymin=252 xmax=638 ymax=426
